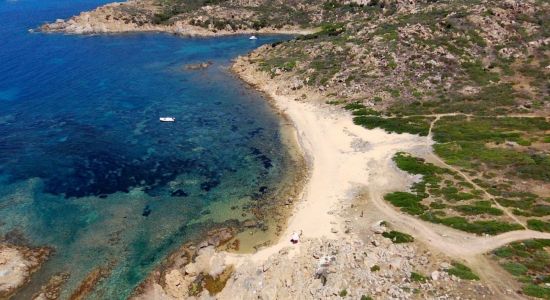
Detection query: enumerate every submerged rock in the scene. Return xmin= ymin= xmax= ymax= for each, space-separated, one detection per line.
xmin=142 ymin=205 xmax=152 ymax=217
xmin=183 ymin=61 xmax=213 ymax=71
xmin=170 ymin=189 xmax=189 ymax=197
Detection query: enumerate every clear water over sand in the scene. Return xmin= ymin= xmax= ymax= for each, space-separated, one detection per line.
xmin=0 ymin=0 xmax=291 ymax=298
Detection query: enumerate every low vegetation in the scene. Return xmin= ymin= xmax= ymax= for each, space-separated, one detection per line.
xmin=353 ymin=116 xmax=433 ymax=136
xmin=385 ymin=152 xmax=522 ymax=235
xmin=410 ymin=271 xmax=428 ymax=283
xmin=490 ymin=239 xmax=550 ymax=299
xmin=382 ymin=230 xmax=415 ymax=243
xmin=447 ymin=262 xmax=479 ymax=281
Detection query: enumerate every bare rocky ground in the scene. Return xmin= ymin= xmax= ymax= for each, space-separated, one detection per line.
xmin=218 ymin=232 xmax=492 ymax=300
xmin=132 ymin=219 xmax=497 ymax=300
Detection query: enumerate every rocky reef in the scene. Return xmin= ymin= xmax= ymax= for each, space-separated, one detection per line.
xmin=0 ymin=243 xmax=51 ymax=299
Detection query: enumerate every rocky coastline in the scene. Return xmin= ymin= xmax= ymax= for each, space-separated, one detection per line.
xmin=16 ymin=0 xmax=550 ymax=298
xmin=0 ymin=243 xmax=52 ymax=299
xmin=38 ymin=0 xmax=315 ymax=36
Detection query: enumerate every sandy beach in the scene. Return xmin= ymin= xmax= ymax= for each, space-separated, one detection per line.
xmin=229 ymin=59 xmax=428 ymax=263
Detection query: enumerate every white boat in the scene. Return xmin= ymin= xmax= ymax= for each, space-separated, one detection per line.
xmin=159 ymin=117 xmax=175 ymax=122
xmin=249 ymin=35 xmax=258 ymax=40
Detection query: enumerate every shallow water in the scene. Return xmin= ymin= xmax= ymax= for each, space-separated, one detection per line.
xmin=0 ymin=0 xmax=292 ymax=298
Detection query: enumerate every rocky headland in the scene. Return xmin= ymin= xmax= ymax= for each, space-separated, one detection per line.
xmin=39 ymin=0 xmax=317 ymax=36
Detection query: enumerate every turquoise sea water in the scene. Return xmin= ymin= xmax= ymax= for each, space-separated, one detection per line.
xmin=0 ymin=0 xmax=291 ymax=298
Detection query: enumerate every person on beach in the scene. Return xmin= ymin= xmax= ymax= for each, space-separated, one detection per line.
xmin=290 ymin=230 xmax=302 ymax=244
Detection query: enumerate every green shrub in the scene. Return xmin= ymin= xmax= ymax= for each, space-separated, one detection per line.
xmin=339 ymin=289 xmax=348 ymax=297
xmin=353 ymin=116 xmax=432 ymax=136
xmin=430 ymin=202 xmax=447 ymax=209
xmin=447 ymin=262 xmax=479 ymax=280
xmin=352 ymin=108 xmax=381 ymax=116
xmin=326 ymin=100 xmax=345 ymax=105
xmin=382 ymin=230 xmax=415 ymax=243
xmin=493 ymin=246 xmax=514 ymax=258
xmin=393 ymin=152 xmax=443 ymax=177
xmin=421 ymin=213 xmax=523 ymax=235
xmin=502 ymin=262 xmax=528 ymax=276
xmin=410 ymin=272 xmax=428 ymax=282
xmin=527 ymin=219 xmax=550 ymax=232
xmin=496 ymin=198 xmax=534 ymax=210
xmin=323 ymin=1 xmax=341 ymax=10
xmin=370 ymin=265 xmax=380 ymax=272
xmin=373 ymin=23 xmax=399 ymax=41
xmin=384 ymin=192 xmax=427 ymax=215
xmin=344 ymin=102 xmax=366 ymax=110
xmin=523 ymin=284 xmax=550 ymax=299
xmin=320 ymin=23 xmax=345 ymax=36
xmin=452 ymin=204 xmax=503 ymax=216
xmin=461 ymin=60 xmax=500 ymax=85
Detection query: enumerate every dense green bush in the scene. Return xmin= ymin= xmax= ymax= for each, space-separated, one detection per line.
xmin=527 ymin=219 xmax=550 ymax=232
xmin=353 ymin=116 xmax=432 ymax=136
xmin=420 ymin=213 xmax=523 ymax=235
xmin=382 ymin=230 xmax=415 ymax=243
xmin=384 ymin=192 xmax=427 ymax=215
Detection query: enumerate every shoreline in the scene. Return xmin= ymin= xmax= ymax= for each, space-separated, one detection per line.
xmin=129 ymin=48 xmax=550 ymax=299
xmin=38 ymin=2 xmax=316 ymax=38
xmin=10 ymin=2 xmax=550 ymax=297
xmin=226 ymin=55 xmax=429 ymax=262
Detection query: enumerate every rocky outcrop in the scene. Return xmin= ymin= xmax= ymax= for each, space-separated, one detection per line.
xmin=218 ymin=236 xmax=492 ymax=299
xmin=131 ymin=227 xmax=236 ymax=299
xmin=38 ymin=0 xmax=317 ymax=36
xmin=0 ymin=243 xmax=52 ymax=299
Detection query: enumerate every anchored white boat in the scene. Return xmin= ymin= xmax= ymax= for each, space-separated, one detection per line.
xmin=249 ymin=35 xmax=258 ymax=40
xmin=159 ymin=117 xmax=175 ymax=122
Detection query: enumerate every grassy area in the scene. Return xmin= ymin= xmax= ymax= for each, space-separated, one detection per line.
xmin=433 ymin=116 xmax=550 ymax=144
xmin=452 ymin=201 xmax=503 ymax=216
xmin=420 ymin=213 xmax=523 ymax=235
xmin=527 ymin=219 xmax=550 ymax=232
xmin=433 ymin=116 xmax=550 ymax=182
xmin=384 ymin=152 xmax=523 ymax=235
xmin=461 ymin=60 xmax=500 ymax=86
xmin=384 ymin=192 xmax=427 ymax=215
xmin=447 ymin=262 xmax=479 ymax=280
xmin=353 ymin=116 xmax=433 ymax=136
xmin=490 ymin=239 xmax=550 ymax=299
xmin=389 ymin=83 xmax=519 ymax=115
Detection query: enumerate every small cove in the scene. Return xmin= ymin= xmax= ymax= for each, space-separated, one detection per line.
xmin=0 ymin=0 xmax=296 ymax=298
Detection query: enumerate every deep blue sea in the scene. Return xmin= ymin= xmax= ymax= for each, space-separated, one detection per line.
xmin=0 ymin=0 xmax=291 ymax=298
